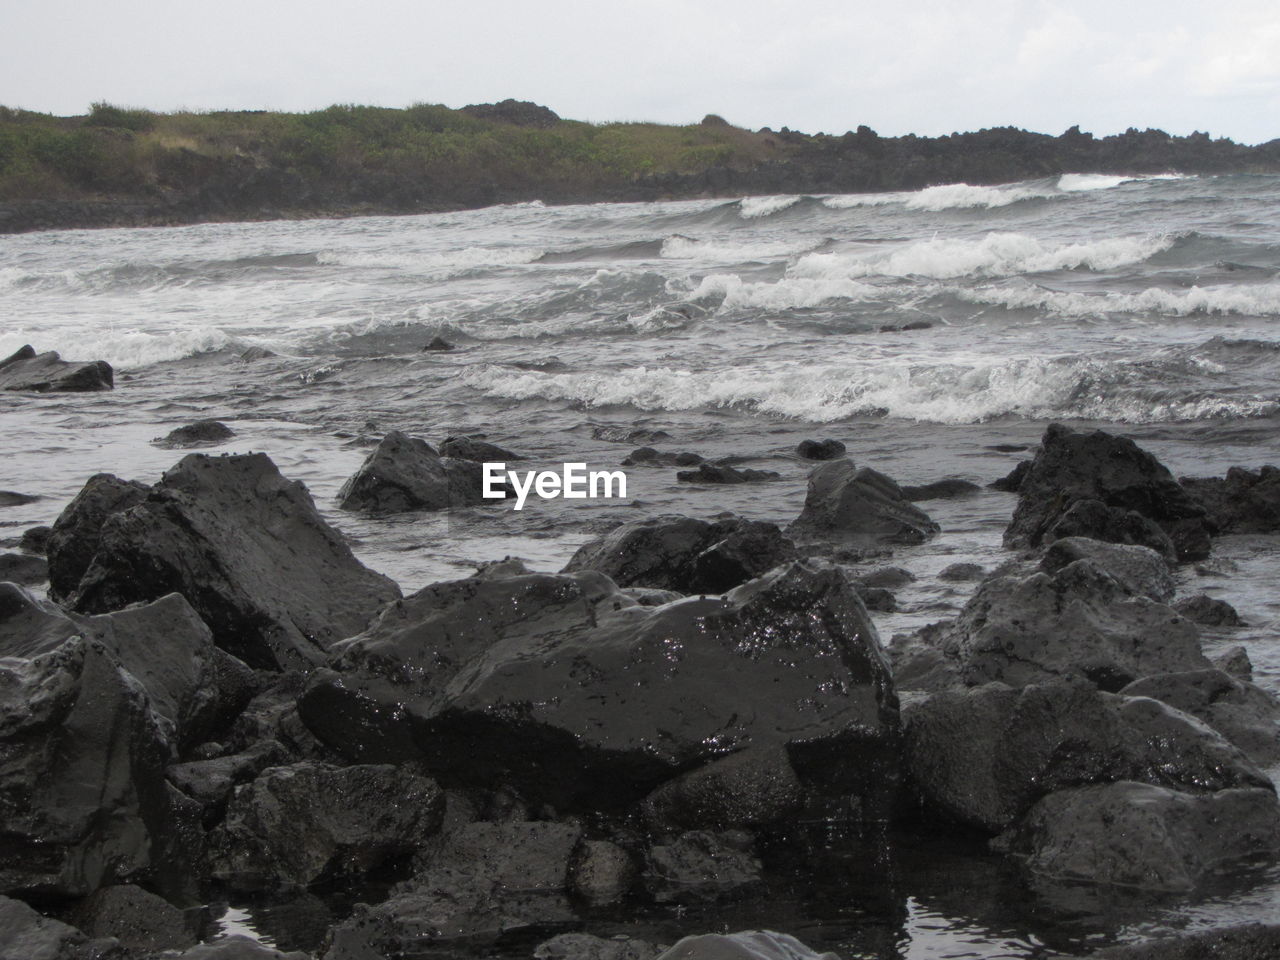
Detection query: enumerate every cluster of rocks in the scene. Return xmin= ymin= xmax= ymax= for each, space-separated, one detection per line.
xmin=2 ymin=422 xmax=1278 ymax=958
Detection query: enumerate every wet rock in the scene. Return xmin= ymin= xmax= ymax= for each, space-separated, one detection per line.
xmin=1181 ymin=465 xmax=1280 ymax=534
xmin=938 ymin=562 xmax=984 ymax=583
xmin=1172 ymin=593 xmax=1245 ymax=626
xmin=1040 ymin=537 xmax=1175 ymax=602
xmin=300 ymin=562 xmax=898 ymax=820
xmin=1039 ymin=499 xmax=1177 ymax=563
xmin=0 ymin=344 xmax=113 ymax=392
xmin=0 ymin=895 xmax=111 ymax=960
xmin=676 ymin=463 xmax=780 ymax=484
xmin=655 ymin=932 xmax=839 ymax=960
xmin=621 ymin=447 xmax=704 ymax=467
xmin=19 ymin=525 xmax=51 ymax=554
xmin=0 ymin=552 xmax=47 ymax=585
xmin=0 ymin=490 xmax=40 ymax=507
xmin=592 ymin=426 xmax=672 ymax=444
xmin=620 ymin=586 xmax=684 ymax=606
xmin=643 ymin=831 xmax=763 ymax=904
xmin=337 ymin=430 xmax=494 ymax=513
xmin=1004 ymin=425 xmax=1210 ymax=561
xmin=471 ymin=556 xmax=536 ymax=579
xmin=855 ymin=584 xmax=897 ymax=612
xmin=903 ymin=678 xmax=1270 ymax=834
xmin=1095 ymin=924 xmax=1280 ymax=960
xmin=238 ymin=346 xmax=277 ymax=362
xmin=1213 ymin=645 xmax=1253 ymax=680
xmin=900 ymin=478 xmax=982 ymax=501
xmin=155 ymin=419 xmax=236 ymax=449
xmin=67 ymin=453 xmax=400 ymax=670
xmin=223 ymin=674 xmax=335 ymax=762
xmin=1121 ymin=669 xmax=1280 ymax=766
xmin=46 ymin=474 xmax=151 ymax=602
xmin=989 ymin=460 xmax=1030 ymax=492
xmin=896 ymin=559 xmax=1211 ymax=692
xmin=167 ymin=740 xmax=291 ymax=820
xmin=174 ymin=937 xmax=311 ymax=959
xmin=788 ymin=460 xmax=939 ymax=547
xmin=641 ymin=745 xmax=804 ymax=833
xmin=857 ymin=565 xmax=915 ymax=590
xmin=438 ymin=434 xmax=523 ymax=462
xmin=563 ymin=514 xmax=796 ymax=594
xmin=61 ymin=884 xmax=196 ymax=952
xmin=795 ymin=439 xmax=846 ymax=461
xmin=880 ymin=320 xmax=933 ymax=332
xmin=994 ymin=781 xmax=1280 ymax=892
xmin=536 ymin=933 xmax=662 ymax=960
xmin=570 ymin=840 xmax=636 ymax=906
xmin=209 ymin=762 xmax=444 ymax=890
xmin=422 ymin=335 xmax=455 ymax=351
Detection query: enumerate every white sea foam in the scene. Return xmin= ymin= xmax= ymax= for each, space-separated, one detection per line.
xmin=738 ymin=195 xmax=802 ymax=218
xmin=317 ymin=245 xmax=544 ymax=277
xmin=686 ymin=273 xmax=880 ymax=310
xmin=1057 ymin=173 xmax=1129 ymax=192
xmin=0 ymin=326 xmax=235 ymax=370
xmin=902 ymin=182 xmax=1057 ymax=211
xmin=660 ymin=234 xmax=818 ymax=262
xmin=962 ymin=281 xmax=1280 ymax=317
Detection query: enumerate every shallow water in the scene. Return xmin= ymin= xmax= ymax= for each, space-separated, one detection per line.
xmin=4 ymin=173 xmax=1280 ymax=957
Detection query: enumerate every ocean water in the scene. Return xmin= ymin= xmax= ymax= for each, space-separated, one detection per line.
xmin=3 ymin=172 xmax=1280 ymax=957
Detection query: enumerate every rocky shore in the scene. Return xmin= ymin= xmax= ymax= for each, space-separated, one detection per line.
xmin=2 ymin=364 xmax=1280 ymax=960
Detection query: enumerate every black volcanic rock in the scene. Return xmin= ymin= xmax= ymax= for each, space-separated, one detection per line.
xmin=0 ymin=552 xmax=47 ymax=585
xmin=155 ymin=419 xmax=236 ymax=449
xmin=300 ymin=562 xmax=899 ymax=820
xmin=0 ymin=344 xmax=113 ymax=392
xmin=0 ymin=895 xmax=113 ymax=959
xmin=622 ymin=447 xmax=704 ymax=467
xmin=438 ymin=434 xmax=523 ymax=462
xmin=563 ymin=514 xmax=796 ymax=594
xmin=1181 ymin=465 xmax=1280 ymax=534
xmin=643 ymin=830 xmax=763 ymax=904
xmin=1004 ymin=424 xmax=1211 ymax=561
xmin=795 ymin=438 xmax=846 ymax=461
xmin=676 ymin=463 xmax=780 ymax=484
xmin=46 ymin=473 xmax=152 ymax=602
xmin=788 ymin=459 xmax=940 ymax=547
xmin=1172 ymin=593 xmax=1245 ymax=626
xmin=1095 ymin=924 xmax=1280 ymax=960
xmin=1037 ymin=498 xmax=1177 ymax=562
xmin=66 ymin=453 xmax=401 ymax=670
xmin=61 ymin=883 xmax=197 ymax=953
xmin=0 ymin=490 xmax=40 ymax=507
xmin=422 ymin=335 xmax=455 ymax=351
xmin=900 ymin=478 xmax=982 ymax=501
xmin=337 ymin=430 xmax=495 ymax=512
xmin=1039 ymin=537 xmax=1174 ymax=602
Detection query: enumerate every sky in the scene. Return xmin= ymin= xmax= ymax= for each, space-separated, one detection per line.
xmin=4 ymin=0 xmax=1280 ymax=144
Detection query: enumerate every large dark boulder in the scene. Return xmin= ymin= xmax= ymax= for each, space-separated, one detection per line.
xmin=994 ymin=781 xmax=1280 ymax=892
xmin=208 ymin=761 xmax=444 ymax=890
xmin=0 ymin=895 xmax=115 ymax=960
xmin=300 ymin=562 xmax=899 ymax=819
xmin=795 ymin=439 xmax=846 ymax=461
xmin=563 ymin=514 xmax=796 ymax=594
xmin=0 ymin=344 xmax=113 ymax=392
xmin=66 ymin=453 xmax=401 ymax=670
xmin=903 ymin=678 xmax=1269 ymax=834
xmin=1004 ymin=425 xmax=1211 ymax=561
xmin=337 ymin=430 xmax=493 ymax=513
xmin=1181 ymin=465 xmax=1280 ymax=534
xmin=46 ymin=474 xmax=151 ymax=602
xmin=788 ymin=460 xmax=939 ymax=547
xmin=1037 ymin=498 xmax=1177 ymax=562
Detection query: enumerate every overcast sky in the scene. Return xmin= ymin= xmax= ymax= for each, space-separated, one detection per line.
xmin=4 ymin=0 xmax=1279 ymax=143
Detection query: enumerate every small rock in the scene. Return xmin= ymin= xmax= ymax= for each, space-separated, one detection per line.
xmin=570 ymin=840 xmax=637 ymax=906
xmin=536 ymin=933 xmax=662 ymax=960
xmin=644 ymin=831 xmax=763 ymax=904
xmin=622 ymin=447 xmax=704 ymax=467
xmin=0 ymin=552 xmax=47 ymax=585
xmin=422 ymin=336 xmax=455 ymax=351
xmin=857 ymin=565 xmax=916 ymax=590
xmin=789 ymin=460 xmax=939 ymax=547
xmin=154 ymin=420 xmax=236 ymax=449
xmin=592 ymin=426 xmax=672 ymax=444
xmin=1173 ymin=594 xmax=1246 ymax=626
xmin=18 ymin=525 xmax=50 ymax=555
xmin=238 ymin=346 xmax=277 ymax=362
xmin=1214 ymin=645 xmax=1254 ymax=680
xmin=439 ymin=435 xmax=523 ymax=461
xmin=901 ymin=478 xmax=982 ymax=501
xmin=795 ymin=439 xmax=846 ymax=461
xmin=0 ymin=491 xmax=40 ymax=507
xmin=61 ymin=883 xmax=196 ymax=952
xmin=938 ymin=562 xmax=984 ymax=582
xmin=677 ymin=463 xmax=780 ymax=484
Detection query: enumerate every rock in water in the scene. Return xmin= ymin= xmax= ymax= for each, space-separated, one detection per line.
xmin=1039 ymin=537 xmax=1175 ymax=602
xmin=676 ymin=463 xmax=780 ymax=484
xmin=337 ymin=430 xmax=493 ymax=513
xmin=300 ymin=561 xmax=899 ymax=819
xmin=563 ymin=514 xmax=796 ymax=594
xmin=155 ymin=419 xmax=236 ymax=449
xmin=0 ymin=552 xmax=46 ymax=585
xmin=45 ymin=473 xmax=152 ymax=602
xmin=438 ymin=434 xmax=523 ymax=461
xmin=900 ymin=478 xmax=982 ymax=501
xmin=654 ymin=931 xmax=840 ymax=960
xmin=1004 ymin=424 xmax=1211 ymax=561
xmin=1181 ymin=465 xmax=1280 ymax=534
xmin=795 ymin=438 xmax=846 ymax=461
xmin=1095 ymin=925 xmax=1280 ymax=960
xmin=61 ymin=883 xmax=197 ymax=952
xmin=66 ymin=453 xmax=401 ymax=670
xmin=788 ymin=459 xmax=939 ymax=547
xmin=0 ymin=344 xmax=113 ymax=392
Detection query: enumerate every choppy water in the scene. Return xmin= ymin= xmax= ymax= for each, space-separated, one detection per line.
xmin=4 ymin=172 xmax=1280 ymax=958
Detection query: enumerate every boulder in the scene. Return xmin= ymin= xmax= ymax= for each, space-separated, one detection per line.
xmin=856 ymin=566 xmax=915 ymax=590
xmin=938 ymin=562 xmax=984 ymax=583
xmin=0 ymin=895 xmax=111 ymax=960
xmin=1172 ymin=593 xmax=1245 ymax=626
xmin=1181 ymin=465 xmax=1280 ymax=534
xmin=0 ymin=490 xmax=40 ymax=507
xmin=19 ymin=525 xmax=51 ymax=554
xmin=0 ymin=552 xmax=47 ymax=585
xmin=209 ymin=762 xmax=444 ymax=890
xmin=994 ymin=781 xmax=1280 ymax=891
xmin=66 ymin=453 xmax=400 ymax=670
xmin=45 ymin=474 xmax=151 ymax=602
xmin=989 ymin=460 xmax=1030 ymax=493
xmin=422 ymin=336 xmax=455 ymax=351
xmin=60 ymin=884 xmax=196 ymax=953
xmin=1004 ymin=425 xmax=1210 ymax=561
xmin=563 ymin=515 xmax=796 ymax=595
xmin=643 ymin=830 xmax=762 ymax=904
xmin=900 ymin=479 xmax=982 ymax=501
xmin=795 ymin=439 xmax=846 ymax=461
xmin=570 ymin=840 xmax=636 ymax=906
xmin=1213 ymin=645 xmax=1253 ymax=679
xmin=154 ymin=420 xmax=236 ymax=449
xmin=167 ymin=740 xmax=291 ymax=819
xmin=300 ymin=562 xmax=899 ymax=819
xmin=622 ymin=448 xmax=704 ymax=467
xmin=438 ymin=435 xmax=523 ymax=462
xmin=337 ymin=430 xmax=493 ymax=513
xmin=1039 ymin=499 xmax=1177 ymax=563
xmin=0 ymin=344 xmax=112 ymax=392
xmin=677 ymin=463 xmax=780 ymax=484
xmin=641 ymin=745 xmax=804 ymax=833
xmin=788 ymin=460 xmax=939 ymax=547
xmin=1039 ymin=537 xmax=1174 ymax=602
xmin=902 ymin=679 xmax=1270 ymax=833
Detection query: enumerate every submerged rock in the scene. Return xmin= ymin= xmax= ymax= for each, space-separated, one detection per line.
xmin=563 ymin=514 xmax=796 ymax=594
xmin=641 ymin=746 xmax=804 ymax=833
xmin=643 ymin=830 xmax=763 ymax=904
xmin=422 ymin=335 xmax=455 ymax=351
xmin=788 ymin=460 xmax=940 ymax=547
xmin=65 ymin=453 xmax=400 ymax=670
xmin=900 ymin=478 xmax=982 ymax=501
xmin=676 ymin=463 xmax=780 ymax=484
xmin=1181 ymin=465 xmax=1280 ymax=534
xmin=0 ymin=490 xmax=40 ymax=507
xmin=154 ymin=419 xmax=236 ymax=449
xmin=0 ymin=344 xmax=113 ymax=392
xmin=337 ymin=430 xmax=494 ymax=513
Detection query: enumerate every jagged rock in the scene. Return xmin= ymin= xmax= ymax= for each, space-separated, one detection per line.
xmin=61 ymin=884 xmax=196 ymax=953
xmin=902 ymin=679 xmax=1270 ymax=834
xmin=0 ymin=490 xmax=40 ymax=507
xmin=422 ymin=336 xmax=455 ymax=351
xmin=643 ymin=831 xmax=762 ymax=904
xmin=0 ymin=895 xmax=113 ymax=960
xmin=994 ymin=781 xmax=1280 ymax=892
xmin=1040 ymin=537 xmax=1175 ymax=602
xmin=1120 ymin=669 xmax=1280 ymax=766
xmin=223 ymin=674 xmax=334 ymax=762
xmin=676 ymin=463 xmax=780 ymax=484
xmin=855 ymin=584 xmax=896 ymax=612
xmin=1004 ymin=424 xmax=1210 ymax=561
xmin=938 ymin=562 xmax=984 ymax=582
xmin=569 ymin=840 xmax=636 ymax=906
xmin=563 ymin=514 xmax=796 ymax=594
xmin=154 ymin=420 xmax=236 ymax=449
xmin=0 ymin=552 xmax=47 ymax=584
xmin=209 ymin=762 xmax=444 ymax=890
xmin=46 ymin=474 xmax=151 ymax=602
xmin=337 ymin=430 xmax=494 ymax=513
xmin=641 ymin=745 xmax=804 ymax=833
xmin=19 ymin=525 xmax=51 ymax=554
xmin=622 ymin=447 xmax=703 ymax=467
xmin=66 ymin=453 xmax=400 ymax=670
xmin=438 ymin=435 xmax=523 ymax=462
xmin=856 ymin=565 xmax=915 ymax=589
xmin=900 ymin=478 xmax=982 ymax=501
xmin=1095 ymin=924 xmax=1280 ymax=960
xmin=1213 ymin=645 xmax=1253 ymax=680
xmin=655 ymin=932 xmax=839 ymax=960
xmin=1173 ymin=593 xmax=1245 ymax=626
xmin=896 ymin=559 xmax=1211 ymax=692
xmin=795 ymin=439 xmax=846 ymax=461
xmin=0 ymin=345 xmax=113 ymax=392
xmin=788 ymin=460 xmax=939 ymax=547
xmin=1039 ymin=499 xmax=1177 ymax=563
xmin=167 ymin=740 xmax=291 ymax=820
xmin=990 ymin=460 xmax=1030 ymax=492
xmin=300 ymin=562 xmax=898 ymax=819
xmin=537 ymin=933 xmax=661 ymax=960
xmin=1181 ymin=465 xmax=1280 ymax=534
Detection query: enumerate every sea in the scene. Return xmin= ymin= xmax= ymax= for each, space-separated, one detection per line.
xmin=3 ymin=172 xmax=1280 ymax=957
